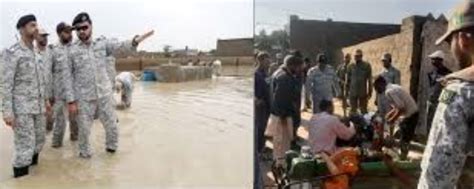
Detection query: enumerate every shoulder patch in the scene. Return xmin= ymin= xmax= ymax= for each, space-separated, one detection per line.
xmin=439 ymin=89 xmax=457 ymax=104
xmin=7 ymin=43 xmax=20 ymax=53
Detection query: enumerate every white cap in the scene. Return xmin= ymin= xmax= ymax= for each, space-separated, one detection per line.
xmin=428 ymin=50 xmax=445 ymax=60
xmin=38 ymin=28 xmax=49 ymax=36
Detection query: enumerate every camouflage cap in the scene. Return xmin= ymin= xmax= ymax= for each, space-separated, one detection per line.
xmin=437 ymin=0 xmax=474 ymax=45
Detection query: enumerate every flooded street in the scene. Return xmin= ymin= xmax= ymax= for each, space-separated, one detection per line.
xmin=0 ymin=66 xmax=254 ymax=188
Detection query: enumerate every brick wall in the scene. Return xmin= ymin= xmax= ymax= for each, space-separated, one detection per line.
xmin=115 ymin=56 xmax=255 ymax=71
xmin=341 ymin=15 xmax=452 ymax=136
xmin=216 ymin=38 xmax=254 ymax=56
xmin=289 ymin=16 xmax=400 ymax=63
xmin=416 ymin=16 xmax=455 ymax=134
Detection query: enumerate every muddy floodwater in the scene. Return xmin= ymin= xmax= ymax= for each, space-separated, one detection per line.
xmin=0 ymin=66 xmax=254 ymax=189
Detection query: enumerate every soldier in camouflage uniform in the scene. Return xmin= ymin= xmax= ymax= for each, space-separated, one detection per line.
xmin=2 ymin=14 xmax=51 ymax=178
xmin=346 ymin=49 xmax=373 ymax=115
xmin=35 ymin=28 xmax=55 ymax=132
xmin=64 ymin=12 xmax=153 ymax=158
xmin=418 ymin=1 xmax=474 ymax=188
xmin=336 ymin=53 xmax=351 ymax=114
xmin=51 ymin=22 xmax=79 ymax=148
xmin=106 ymin=56 xmax=117 ymax=88
xmin=306 ymin=53 xmax=340 ymax=113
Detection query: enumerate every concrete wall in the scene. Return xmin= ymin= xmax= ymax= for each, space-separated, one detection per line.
xmin=115 ymin=56 xmax=254 ymax=71
xmin=416 ymin=16 xmax=455 ymax=134
xmin=341 ymin=16 xmax=426 ymax=94
xmin=146 ymin=64 xmax=213 ymax=83
xmin=289 ymin=16 xmax=400 ymax=63
xmin=216 ymin=38 xmax=254 ymax=56
xmin=342 ymin=15 xmax=452 ymax=136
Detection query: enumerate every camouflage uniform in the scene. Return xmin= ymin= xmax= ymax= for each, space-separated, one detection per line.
xmin=417 ymin=71 xmax=474 ymax=189
xmin=347 ymin=61 xmax=372 ymax=115
xmin=377 ymin=66 xmax=401 ymax=115
xmin=307 ymin=65 xmax=340 ymax=113
xmin=115 ymin=72 xmax=135 ymax=107
xmin=106 ymin=56 xmax=116 ymax=88
xmin=336 ymin=63 xmax=349 ymax=98
xmin=37 ymin=47 xmax=55 ymax=131
xmin=64 ymin=38 xmax=136 ymax=157
xmin=2 ymin=41 xmax=48 ymax=167
xmin=50 ymin=42 xmax=78 ymax=147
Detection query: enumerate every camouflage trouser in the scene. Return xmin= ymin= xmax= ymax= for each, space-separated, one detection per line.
xmin=46 ymin=113 xmax=54 ymax=131
xmin=77 ymin=96 xmax=118 ymax=157
xmin=349 ymin=96 xmax=368 ymax=115
xmin=52 ymin=99 xmax=78 ymax=146
xmin=13 ymin=114 xmax=46 ymax=167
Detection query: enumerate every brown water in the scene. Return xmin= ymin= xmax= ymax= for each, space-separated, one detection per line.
xmin=0 ymin=66 xmax=254 ymax=189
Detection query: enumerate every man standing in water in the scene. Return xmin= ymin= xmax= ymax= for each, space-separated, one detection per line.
xmin=51 ymin=22 xmax=79 ymax=148
xmin=418 ymin=1 xmax=474 ymax=188
xmin=115 ymin=71 xmax=138 ymax=108
xmin=35 ymin=28 xmax=54 ymax=132
xmin=2 ymin=14 xmax=50 ymax=177
xmin=64 ymin=12 xmax=153 ymax=158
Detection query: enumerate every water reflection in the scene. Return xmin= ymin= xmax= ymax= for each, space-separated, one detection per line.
xmin=0 ymin=66 xmax=253 ymax=188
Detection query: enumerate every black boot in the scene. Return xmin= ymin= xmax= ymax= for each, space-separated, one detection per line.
xmin=31 ymin=153 xmax=39 ymax=166
xmin=13 ymin=166 xmax=29 ymax=178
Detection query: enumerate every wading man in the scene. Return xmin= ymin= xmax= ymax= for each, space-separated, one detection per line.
xmin=51 ymin=22 xmax=79 ymax=147
xmin=64 ymin=12 xmax=153 ymax=158
xmin=2 ymin=14 xmax=51 ymax=177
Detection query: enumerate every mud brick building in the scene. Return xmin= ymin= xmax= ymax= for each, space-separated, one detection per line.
xmin=290 ymin=14 xmax=453 ymax=136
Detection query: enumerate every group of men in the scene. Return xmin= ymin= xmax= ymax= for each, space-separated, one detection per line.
xmin=254 ymin=1 xmax=473 ymax=188
xmin=1 ymin=12 xmax=152 ymax=178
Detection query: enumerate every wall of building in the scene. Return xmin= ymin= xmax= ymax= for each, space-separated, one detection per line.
xmin=342 ymin=15 xmax=452 ymax=136
xmin=216 ymin=38 xmax=254 ymax=56
xmin=115 ymin=56 xmax=254 ymax=71
xmin=342 ymin=17 xmax=421 ymax=93
xmin=289 ymin=16 xmax=400 ymax=63
xmin=416 ymin=16 xmax=455 ymax=134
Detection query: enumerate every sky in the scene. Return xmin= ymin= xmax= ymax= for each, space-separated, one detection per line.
xmin=1 ymin=0 xmax=466 ymax=51
xmin=0 ymin=0 xmax=253 ymax=52
xmin=255 ymin=0 xmax=464 ymax=33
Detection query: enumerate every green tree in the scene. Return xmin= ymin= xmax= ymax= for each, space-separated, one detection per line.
xmin=163 ymin=45 xmax=172 ymax=58
xmin=254 ymin=29 xmax=289 ymax=54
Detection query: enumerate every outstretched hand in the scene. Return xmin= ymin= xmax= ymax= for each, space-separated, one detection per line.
xmin=135 ymin=30 xmax=154 ymax=44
